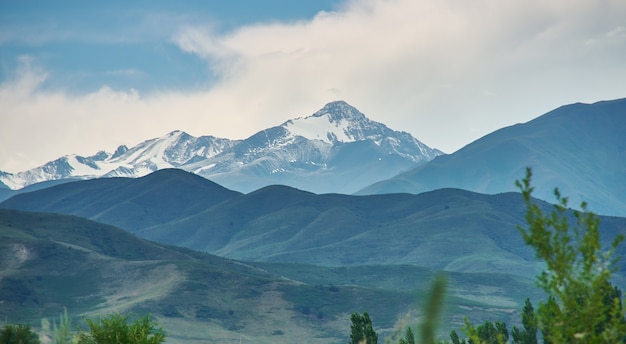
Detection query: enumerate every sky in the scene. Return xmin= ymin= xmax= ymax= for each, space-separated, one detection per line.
xmin=1 ymin=0 xmax=625 ymax=173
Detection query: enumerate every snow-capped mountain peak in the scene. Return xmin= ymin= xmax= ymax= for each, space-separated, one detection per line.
xmin=0 ymin=101 xmax=443 ymax=194
xmin=282 ymin=100 xmax=385 ymax=144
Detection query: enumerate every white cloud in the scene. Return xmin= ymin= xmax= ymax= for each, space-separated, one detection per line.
xmin=2 ymin=0 xmax=626 ymax=173
xmin=171 ymin=0 xmax=626 ymax=144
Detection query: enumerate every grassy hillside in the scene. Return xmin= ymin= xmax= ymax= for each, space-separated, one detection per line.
xmin=0 ymin=209 xmax=551 ymax=342
xmin=132 ymin=188 xmax=597 ymax=280
xmin=253 ymin=262 xmax=545 ymax=327
xmin=0 ymin=209 xmax=357 ymax=343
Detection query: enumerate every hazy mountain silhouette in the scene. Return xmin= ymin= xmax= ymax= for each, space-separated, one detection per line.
xmin=358 ymin=98 xmax=626 ymax=216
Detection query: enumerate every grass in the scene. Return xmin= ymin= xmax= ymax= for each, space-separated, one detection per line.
xmin=257 ymin=262 xmax=544 ymax=335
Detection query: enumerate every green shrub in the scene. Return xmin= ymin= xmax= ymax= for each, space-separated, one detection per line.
xmin=77 ymin=313 xmax=165 ymax=344
xmin=0 ymin=324 xmax=40 ymax=344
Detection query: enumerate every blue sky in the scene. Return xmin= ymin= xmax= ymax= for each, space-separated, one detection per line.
xmin=1 ymin=1 xmax=342 ymax=93
xmin=1 ymin=0 xmax=626 ymax=173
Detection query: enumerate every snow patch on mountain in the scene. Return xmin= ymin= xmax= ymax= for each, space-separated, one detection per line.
xmin=283 ymin=101 xmax=374 ymax=144
xmin=0 ymin=130 xmax=239 ymax=189
xmin=284 ymin=114 xmax=353 ymax=143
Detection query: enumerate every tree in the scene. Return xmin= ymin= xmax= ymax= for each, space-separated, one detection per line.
xmin=460 ymin=319 xmax=508 ymax=344
xmin=511 ymin=298 xmax=537 ymax=344
xmin=77 ymin=313 xmax=165 ymax=344
xmin=450 ymin=330 xmax=466 ymax=344
xmin=494 ymin=322 xmax=508 ymax=343
xmin=469 ymin=321 xmax=508 ymax=344
xmin=0 ymin=324 xmax=40 ymax=344
xmin=52 ymin=308 xmax=73 ymax=344
xmin=398 ymin=327 xmax=415 ymax=344
xmin=350 ymin=312 xmax=378 ymax=344
xmin=515 ymin=167 xmax=626 ymax=342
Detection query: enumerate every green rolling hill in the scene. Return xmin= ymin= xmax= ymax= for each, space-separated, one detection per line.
xmin=4 ymin=170 xmax=625 ymax=280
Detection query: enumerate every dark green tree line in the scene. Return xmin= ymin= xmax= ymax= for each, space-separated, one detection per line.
xmin=0 ymin=324 xmax=40 ymax=344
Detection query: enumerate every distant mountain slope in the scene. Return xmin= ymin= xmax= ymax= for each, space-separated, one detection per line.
xmin=0 ymin=101 xmax=442 ymax=194
xmin=358 ymin=98 xmax=626 ymax=216
xmin=0 ymin=179 xmax=79 ymax=203
xmin=5 ymin=170 xmax=625 ymax=279
xmin=0 ymin=169 xmax=241 ymax=232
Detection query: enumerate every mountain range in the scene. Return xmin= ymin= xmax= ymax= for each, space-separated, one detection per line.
xmin=359 ymin=98 xmax=626 ymax=216
xmin=4 ymin=169 xmax=626 ymax=279
xmin=0 ymin=101 xmax=442 ymax=195
xmin=2 ymin=98 xmax=625 ymax=216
